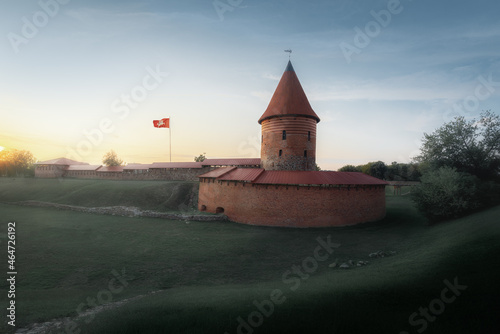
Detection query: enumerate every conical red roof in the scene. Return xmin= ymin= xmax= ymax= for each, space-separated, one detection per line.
xmin=258 ymin=61 xmax=320 ymax=124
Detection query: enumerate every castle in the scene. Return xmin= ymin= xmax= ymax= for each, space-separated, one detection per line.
xmin=197 ymin=61 xmax=387 ymax=227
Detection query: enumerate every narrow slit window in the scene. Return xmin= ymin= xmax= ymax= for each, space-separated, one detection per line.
xmin=282 ymin=130 xmax=286 ymax=140
xmin=279 ymin=150 xmax=282 ymax=157
xmin=308 ymin=131 xmax=311 ymax=141
xmin=304 ymin=150 xmax=307 ymax=157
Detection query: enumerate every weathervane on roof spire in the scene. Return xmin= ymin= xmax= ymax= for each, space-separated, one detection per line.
xmin=284 ymin=49 xmax=292 ymax=59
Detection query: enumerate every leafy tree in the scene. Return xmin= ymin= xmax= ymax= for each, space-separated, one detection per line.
xmin=412 ymin=166 xmax=479 ymax=222
xmin=416 ymin=110 xmax=500 ymax=180
xmin=338 ymin=164 xmax=361 ymax=172
xmin=194 ymin=153 xmax=206 ymax=162
xmin=315 ymin=163 xmax=321 ymax=171
xmin=102 ymin=150 xmax=123 ymax=167
xmin=368 ymin=161 xmax=387 ymax=179
xmin=339 ymin=161 xmax=420 ymax=181
xmin=386 ymin=162 xmax=421 ymax=181
xmin=0 ymin=149 xmax=36 ymax=177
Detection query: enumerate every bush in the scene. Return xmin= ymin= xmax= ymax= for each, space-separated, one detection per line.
xmin=412 ymin=166 xmax=480 ymax=222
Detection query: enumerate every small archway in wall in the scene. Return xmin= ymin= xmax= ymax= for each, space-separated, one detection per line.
xmin=216 ymin=207 xmax=225 ymax=214
xmin=200 ymin=205 xmax=207 ymax=211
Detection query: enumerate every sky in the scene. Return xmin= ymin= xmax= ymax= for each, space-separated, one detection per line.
xmin=1 ymin=0 xmax=499 ymax=170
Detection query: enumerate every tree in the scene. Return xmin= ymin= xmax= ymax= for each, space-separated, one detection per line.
xmin=102 ymin=150 xmax=123 ymax=167
xmin=412 ymin=166 xmax=479 ymax=222
xmin=194 ymin=153 xmax=206 ymax=162
xmin=0 ymin=149 xmax=36 ymax=177
xmin=338 ymin=165 xmax=361 ymax=172
xmin=416 ymin=110 xmax=500 ymax=180
xmin=368 ymin=161 xmax=387 ymax=179
xmin=386 ymin=162 xmax=421 ymax=181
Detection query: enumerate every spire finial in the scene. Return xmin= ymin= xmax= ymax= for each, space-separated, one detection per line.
xmin=284 ymin=49 xmax=292 ymax=59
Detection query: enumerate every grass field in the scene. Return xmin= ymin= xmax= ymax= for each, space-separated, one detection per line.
xmin=0 ymin=178 xmax=499 ymax=333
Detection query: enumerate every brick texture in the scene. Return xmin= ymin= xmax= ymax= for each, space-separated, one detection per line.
xmin=260 ymin=117 xmax=317 ymax=171
xmin=198 ymin=179 xmax=386 ymax=227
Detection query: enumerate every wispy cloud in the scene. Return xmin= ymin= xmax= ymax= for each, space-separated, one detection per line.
xmin=263 ymin=73 xmax=280 ymax=81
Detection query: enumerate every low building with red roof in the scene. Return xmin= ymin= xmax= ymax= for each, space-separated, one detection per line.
xmin=35 ymin=158 xmax=89 ymax=178
xmin=198 ymin=61 xmax=388 ymax=227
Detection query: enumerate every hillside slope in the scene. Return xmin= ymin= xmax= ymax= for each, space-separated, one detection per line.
xmin=0 ymin=178 xmax=199 ymax=213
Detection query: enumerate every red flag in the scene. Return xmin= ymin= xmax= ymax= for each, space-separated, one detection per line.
xmin=153 ymin=118 xmax=170 ymax=128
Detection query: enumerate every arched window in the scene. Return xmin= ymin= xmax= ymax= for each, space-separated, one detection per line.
xmin=304 ymin=150 xmax=307 ymax=157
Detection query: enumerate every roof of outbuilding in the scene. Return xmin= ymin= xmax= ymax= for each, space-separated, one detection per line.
xmin=36 ymin=158 xmax=88 ymax=166
xmin=199 ymin=168 xmax=388 ymax=186
xmin=123 ymin=164 xmax=152 ymax=170
xmin=66 ymin=165 xmax=101 ymax=171
xmin=218 ymin=168 xmax=265 ymax=181
xmin=150 ymin=162 xmax=203 ymax=169
xmin=254 ymin=171 xmax=387 ymax=185
xmin=201 ymin=158 xmax=261 ymax=166
xmin=198 ymin=166 xmax=237 ymax=178
xmin=258 ymin=61 xmax=320 ymax=124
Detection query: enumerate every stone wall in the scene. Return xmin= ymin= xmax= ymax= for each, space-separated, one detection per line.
xmin=198 ymin=179 xmax=386 ymax=227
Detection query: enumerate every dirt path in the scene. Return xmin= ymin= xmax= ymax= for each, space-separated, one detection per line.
xmin=7 ymin=200 xmax=227 ymax=222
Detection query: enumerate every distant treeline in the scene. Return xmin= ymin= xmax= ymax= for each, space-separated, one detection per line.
xmin=0 ymin=149 xmax=36 ymax=177
xmin=338 ymin=161 xmax=421 ymax=182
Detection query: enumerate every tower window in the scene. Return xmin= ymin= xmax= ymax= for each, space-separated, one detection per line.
xmin=279 ymin=150 xmax=282 ymax=157
xmin=308 ymin=131 xmax=311 ymax=141
xmin=304 ymin=150 xmax=307 ymax=157
xmin=282 ymin=130 xmax=286 ymax=140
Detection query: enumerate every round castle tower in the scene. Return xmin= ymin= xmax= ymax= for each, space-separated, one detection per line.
xmin=197 ymin=59 xmax=387 ymax=227
xmin=259 ymin=61 xmax=320 ymax=171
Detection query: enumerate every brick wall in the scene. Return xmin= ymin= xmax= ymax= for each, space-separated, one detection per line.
xmin=198 ymin=179 xmax=386 ymax=227
xmin=260 ymin=117 xmax=317 ymax=171
xmin=35 ymin=165 xmax=67 ymax=178
xmin=65 ymin=170 xmax=98 ymax=179
xmin=49 ymin=166 xmax=214 ymax=181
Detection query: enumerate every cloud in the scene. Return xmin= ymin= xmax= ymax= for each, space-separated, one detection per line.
xmin=263 ymin=73 xmax=280 ymax=81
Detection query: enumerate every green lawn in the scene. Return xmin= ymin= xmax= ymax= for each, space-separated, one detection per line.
xmin=0 ymin=179 xmax=499 ymax=333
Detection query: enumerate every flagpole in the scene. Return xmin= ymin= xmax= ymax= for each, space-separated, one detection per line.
xmin=169 ymin=116 xmax=172 ymax=162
